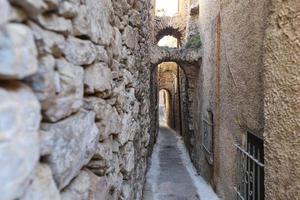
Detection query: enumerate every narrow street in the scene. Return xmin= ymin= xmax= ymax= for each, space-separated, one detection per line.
xmin=143 ymin=126 xmax=219 ymax=200
xmin=0 ymin=0 xmax=298 ymax=199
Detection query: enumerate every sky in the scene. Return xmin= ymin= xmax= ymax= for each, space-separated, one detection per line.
xmin=155 ymin=0 xmax=179 ymax=16
xmin=158 ymin=36 xmax=178 ymax=47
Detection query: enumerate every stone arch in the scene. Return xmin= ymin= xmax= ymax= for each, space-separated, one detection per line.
xmin=150 ymin=61 xmax=190 ymax=136
xmin=156 ymin=27 xmax=183 ymax=46
xmin=149 ymin=52 xmax=202 ymax=148
xmin=149 ymin=46 xmax=202 ymax=77
xmin=153 ymin=14 xmax=187 ymax=45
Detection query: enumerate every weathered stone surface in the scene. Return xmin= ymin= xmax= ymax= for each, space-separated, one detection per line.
xmin=61 ymin=169 xmax=117 ymax=200
xmin=37 ymin=14 xmax=72 ymax=34
xmin=44 ymin=0 xmax=61 ymax=10
xmin=96 ymin=45 xmax=109 ymax=63
xmin=0 ymin=23 xmax=38 ymax=79
xmin=129 ymin=10 xmax=141 ymax=27
xmin=112 ymin=27 xmax=122 ymax=59
xmin=10 ymin=0 xmax=46 ymax=14
xmin=122 ymin=26 xmax=138 ymax=49
xmin=120 ymin=142 xmax=135 ymax=177
xmin=29 ymin=21 xmax=65 ymax=57
xmin=120 ymin=181 xmax=131 ymax=200
xmin=84 ymin=62 xmax=112 ymax=94
xmin=60 ymin=170 xmax=90 ymax=200
xmin=58 ymin=1 xmax=78 ymax=18
xmin=112 ymin=0 xmax=130 ymax=18
xmin=71 ymin=5 xmax=89 ymax=36
xmin=43 ymin=58 xmax=83 ymax=122
xmin=0 ymin=0 xmax=152 ymax=199
xmin=41 ymin=110 xmax=99 ymax=189
xmin=10 ymin=0 xmax=61 ymax=14
xmin=72 ymin=0 xmax=113 ymax=45
xmin=87 ymin=141 xmax=113 ymax=176
xmin=25 ymin=55 xmax=56 ymax=109
xmin=0 ymin=82 xmax=41 ymax=200
xmin=118 ymin=114 xmax=137 ymax=145
xmin=83 ymin=97 xmax=122 ymax=140
xmin=85 ymin=0 xmax=113 ymax=45
xmin=63 ymin=36 xmax=97 ymax=65
xmin=86 ymin=170 xmax=111 ymax=200
xmin=9 ymin=6 xmax=28 ymax=22
xmin=106 ymin=171 xmax=123 ymax=196
xmin=21 ymin=164 xmax=60 ymax=200
xmin=150 ymin=45 xmax=202 ymax=65
xmin=0 ymin=0 xmax=10 ymax=25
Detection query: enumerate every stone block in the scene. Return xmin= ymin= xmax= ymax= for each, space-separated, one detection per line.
xmin=63 ymin=36 xmax=97 ymax=66
xmin=29 ymin=21 xmax=65 ymax=57
xmin=0 ymin=0 xmax=10 ymax=25
xmin=84 ymin=62 xmax=112 ymax=94
xmin=43 ymin=58 xmax=83 ymax=122
xmin=37 ymin=14 xmax=72 ymax=34
xmin=41 ymin=110 xmax=99 ymax=189
xmin=83 ymin=97 xmax=122 ymax=140
xmin=24 ymin=55 xmax=56 ymax=110
xmin=0 ymin=82 xmax=41 ymax=200
xmin=0 ymin=23 xmax=38 ymax=79
xmin=21 ymin=164 xmax=61 ymax=200
xmin=60 ymin=170 xmax=90 ymax=200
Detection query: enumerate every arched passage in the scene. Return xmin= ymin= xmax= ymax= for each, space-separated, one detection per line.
xmin=155 ymin=27 xmax=183 ymax=46
xmin=158 ymin=89 xmax=171 ymax=126
xmin=150 ymin=61 xmax=190 ymax=137
xmin=149 ymin=33 xmax=202 ymax=152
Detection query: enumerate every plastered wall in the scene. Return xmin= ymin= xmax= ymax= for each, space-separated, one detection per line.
xmin=263 ymin=0 xmax=300 ymax=198
xmin=193 ymin=0 xmax=268 ymax=198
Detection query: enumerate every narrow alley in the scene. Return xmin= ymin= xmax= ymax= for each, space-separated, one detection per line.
xmin=0 ymin=0 xmax=299 ymax=199
xmin=143 ymin=126 xmax=219 ymax=200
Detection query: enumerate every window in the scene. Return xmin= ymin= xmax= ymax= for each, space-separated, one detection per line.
xmin=234 ymin=132 xmax=264 ymax=200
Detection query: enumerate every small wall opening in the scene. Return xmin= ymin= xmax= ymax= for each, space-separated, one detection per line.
xmin=150 ymin=61 xmax=188 ymax=136
xmin=158 ymin=35 xmax=179 ymax=48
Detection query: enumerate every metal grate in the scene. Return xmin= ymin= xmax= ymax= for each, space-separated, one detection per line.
xmin=202 ymin=111 xmax=213 ymax=164
xmin=234 ymin=131 xmax=264 ymax=200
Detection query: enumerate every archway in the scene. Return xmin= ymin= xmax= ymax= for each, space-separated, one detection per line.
xmin=158 ymin=89 xmax=171 ymax=126
xmin=150 ymin=61 xmax=189 ymax=137
xmin=155 ymin=27 xmax=183 ymax=46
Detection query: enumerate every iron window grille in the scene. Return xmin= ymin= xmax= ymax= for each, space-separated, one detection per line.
xmin=202 ymin=111 xmax=213 ymax=165
xmin=234 ymin=131 xmax=264 ymax=200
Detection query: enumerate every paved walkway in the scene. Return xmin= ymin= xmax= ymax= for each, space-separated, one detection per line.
xmin=143 ymin=126 xmax=219 ymax=200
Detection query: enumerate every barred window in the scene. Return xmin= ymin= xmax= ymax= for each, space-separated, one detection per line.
xmin=234 ymin=131 xmax=264 ymax=200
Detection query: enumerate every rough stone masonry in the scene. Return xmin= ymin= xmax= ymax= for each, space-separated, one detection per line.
xmin=0 ymin=0 xmax=153 ymax=199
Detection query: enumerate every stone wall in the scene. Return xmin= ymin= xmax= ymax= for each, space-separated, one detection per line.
xmin=0 ymin=0 xmax=152 ymax=199
xmin=263 ymin=0 xmax=300 ymax=198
